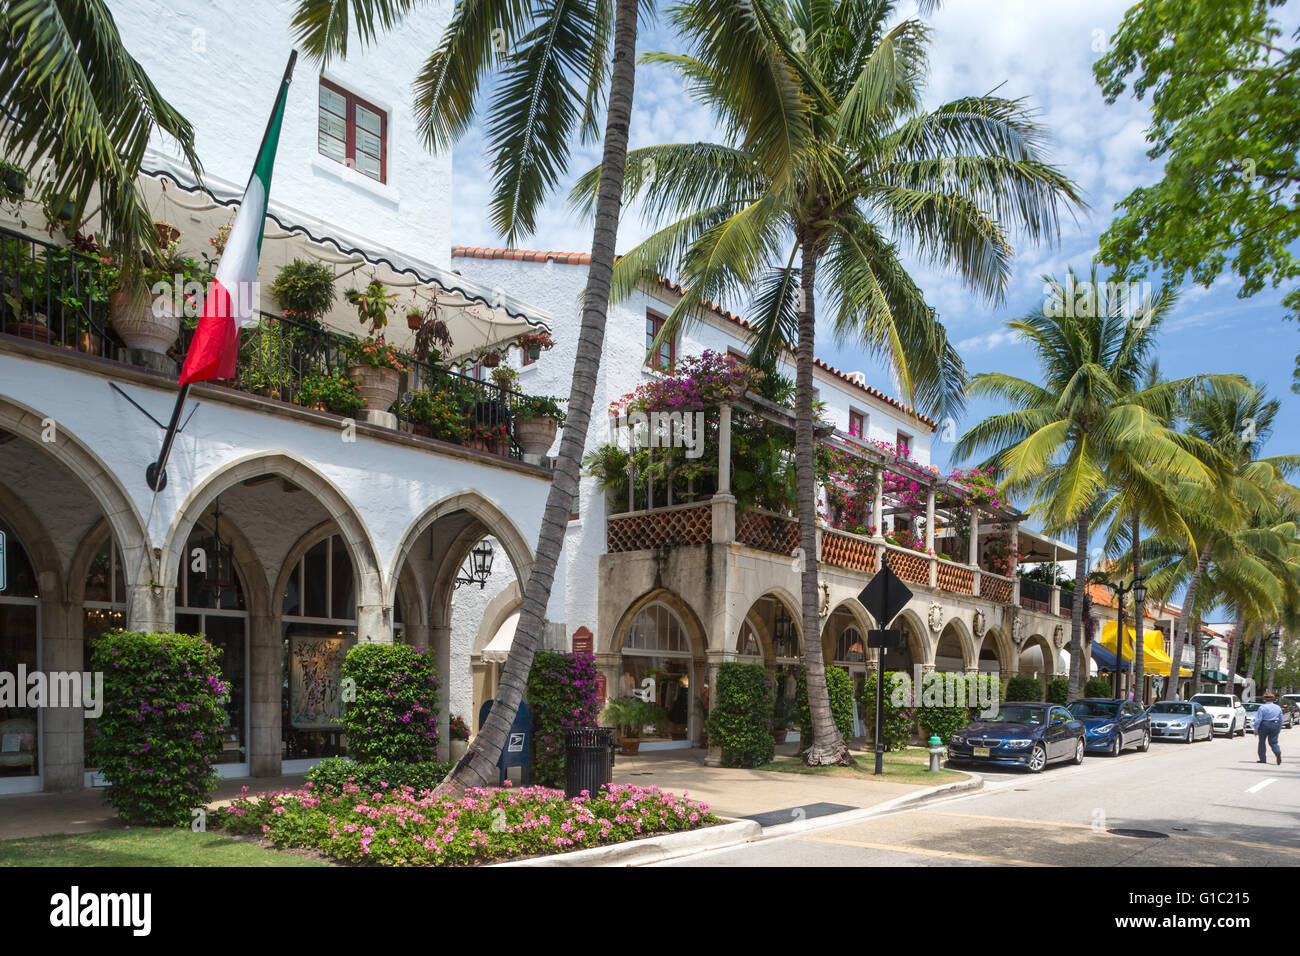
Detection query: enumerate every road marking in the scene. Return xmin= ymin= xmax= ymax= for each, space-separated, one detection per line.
xmin=1247 ymin=777 xmax=1278 ymax=794
xmin=798 ymin=834 xmax=1055 ymax=867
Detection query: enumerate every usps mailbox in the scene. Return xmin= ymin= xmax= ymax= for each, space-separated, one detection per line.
xmin=477 ymin=698 xmax=532 ymax=786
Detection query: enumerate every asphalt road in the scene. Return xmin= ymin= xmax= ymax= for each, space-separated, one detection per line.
xmin=661 ymin=729 xmax=1299 ymax=867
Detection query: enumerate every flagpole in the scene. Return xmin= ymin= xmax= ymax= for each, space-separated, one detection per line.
xmin=145 ymin=50 xmax=298 ymax=492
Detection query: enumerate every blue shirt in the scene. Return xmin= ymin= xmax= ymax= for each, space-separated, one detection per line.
xmin=1257 ymin=702 xmax=1283 ymax=726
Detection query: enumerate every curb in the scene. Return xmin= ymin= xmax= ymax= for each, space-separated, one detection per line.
xmin=492 ymin=819 xmax=763 ymax=867
xmin=753 ymin=771 xmax=985 ymax=840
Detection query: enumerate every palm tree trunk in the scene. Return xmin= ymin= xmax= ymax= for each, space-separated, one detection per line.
xmin=1162 ymin=534 xmax=1215 ymax=701
xmin=1131 ymin=510 xmax=1144 ymax=702
xmin=1226 ymin=613 xmax=1244 ymax=697
xmin=439 ymin=0 xmax=639 ymax=793
xmin=1069 ymin=510 xmax=1089 ymax=699
xmin=1193 ymin=621 xmax=1204 ymax=696
xmin=1246 ymin=622 xmax=1263 ymax=698
xmin=797 ymin=237 xmax=850 ymax=766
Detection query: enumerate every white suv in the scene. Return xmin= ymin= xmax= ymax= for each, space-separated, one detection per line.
xmin=1191 ymin=694 xmax=1247 ymax=737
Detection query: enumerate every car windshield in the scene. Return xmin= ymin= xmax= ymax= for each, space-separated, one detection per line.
xmin=1068 ymin=701 xmax=1118 ymax=718
xmin=1244 ymin=703 xmax=1261 ymax=712
xmin=1193 ymin=695 xmax=1232 ymax=708
xmin=991 ymin=705 xmax=1045 ymax=725
xmin=1150 ymin=702 xmax=1193 ymax=715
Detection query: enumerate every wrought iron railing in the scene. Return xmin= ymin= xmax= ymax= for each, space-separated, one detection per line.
xmin=1059 ymin=589 xmax=1075 ymax=617
xmin=0 ymin=226 xmax=115 ymax=358
xmin=1019 ymin=577 xmax=1052 ymax=612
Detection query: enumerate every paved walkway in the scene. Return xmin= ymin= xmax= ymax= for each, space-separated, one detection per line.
xmin=0 ymin=774 xmax=307 ymax=841
xmin=611 ymin=743 xmax=933 ymax=824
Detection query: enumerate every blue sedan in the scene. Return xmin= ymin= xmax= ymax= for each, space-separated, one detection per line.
xmin=948 ymin=702 xmax=1086 ymax=773
xmin=1147 ymin=700 xmax=1214 ymax=743
xmin=1067 ymin=698 xmax=1151 ymax=756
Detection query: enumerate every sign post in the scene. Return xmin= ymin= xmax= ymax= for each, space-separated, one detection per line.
xmin=0 ymin=529 xmax=6 ymax=592
xmin=859 ymin=564 xmax=913 ymax=775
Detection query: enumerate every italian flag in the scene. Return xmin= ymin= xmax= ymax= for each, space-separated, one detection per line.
xmin=179 ymin=53 xmax=296 ymax=385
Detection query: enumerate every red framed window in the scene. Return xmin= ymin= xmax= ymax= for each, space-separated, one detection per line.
xmin=646 ymin=310 xmax=675 ymax=371
xmin=896 ymin=430 xmax=911 ymax=457
xmin=318 ymin=78 xmax=387 ymax=183
xmin=849 ymin=410 xmax=865 ymax=438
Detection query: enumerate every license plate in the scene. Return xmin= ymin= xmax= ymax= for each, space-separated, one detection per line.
xmin=974 ymin=747 xmax=990 ymax=758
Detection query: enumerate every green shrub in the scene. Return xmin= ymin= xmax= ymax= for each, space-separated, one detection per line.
xmin=916 ymin=673 xmax=1001 ymax=742
xmin=706 ymin=663 xmax=775 ymax=768
xmin=796 ymin=666 xmax=856 ymax=747
xmin=271 ymin=258 xmax=337 ymax=320
xmin=527 ymin=651 xmax=601 ymax=787
xmin=90 ymin=631 xmax=228 ymax=825
xmin=860 ymin=670 xmax=916 ymax=751
xmin=1005 ymin=675 xmax=1043 ymax=702
xmin=1046 ymin=677 xmax=1070 ymax=705
xmin=341 ymin=644 xmax=440 ymax=763
xmin=298 ymin=372 xmax=365 ymax=416
xmin=1084 ymin=678 xmax=1115 ymax=698
xmin=306 ymin=757 xmax=453 ymax=795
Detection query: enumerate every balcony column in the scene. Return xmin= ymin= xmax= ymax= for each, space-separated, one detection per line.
xmin=968 ymin=506 xmax=981 ymax=597
xmin=1009 ymin=521 xmax=1021 ymax=606
xmin=926 ymin=488 xmax=937 ymax=587
xmin=711 ymin=404 xmax=736 ymax=543
xmin=1050 ymin=585 xmax=1061 ymax=616
xmin=872 ymin=469 xmax=885 ymax=540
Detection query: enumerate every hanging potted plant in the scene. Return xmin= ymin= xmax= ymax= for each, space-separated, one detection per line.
xmin=512 ymin=394 xmax=566 ymax=458
xmin=601 ymin=696 xmax=649 ymax=756
xmin=406 ymin=304 xmax=424 ymax=331
xmin=517 ymin=330 xmax=554 ymax=361
xmin=480 ymin=348 xmax=502 ymax=369
xmin=412 ymin=303 xmax=453 ymax=364
xmin=448 ymin=714 xmax=470 ymax=760
xmin=0 ymin=160 xmax=25 ymax=204
xmin=108 ymin=222 xmax=200 ymax=356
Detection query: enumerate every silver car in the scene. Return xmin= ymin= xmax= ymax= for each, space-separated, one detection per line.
xmin=1148 ymin=700 xmax=1214 ymax=743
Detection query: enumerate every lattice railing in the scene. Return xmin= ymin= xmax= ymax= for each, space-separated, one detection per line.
xmin=606 ymin=504 xmax=712 ymax=553
xmin=735 ymin=510 xmax=800 ymax=555
xmin=979 ymin=572 xmax=1014 ymax=604
xmin=935 ymin=560 xmax=975 ymax=595
xmin=883 ymin=546 xmax=931 ymax=586
xmin=820 ymin=529 xmax=876 ymax=572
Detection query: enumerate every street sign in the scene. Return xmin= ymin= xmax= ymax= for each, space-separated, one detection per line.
xmin=858 ymin=564 xmax=913 ymax=628
xmin=867 ymin=629 xmax=902 ymax=649
xmin=0 ymin=529 xmax=5 ymax=592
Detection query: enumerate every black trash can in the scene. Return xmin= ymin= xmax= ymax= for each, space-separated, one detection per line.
xmin=564 ymin=726 xmax=615 ymax=798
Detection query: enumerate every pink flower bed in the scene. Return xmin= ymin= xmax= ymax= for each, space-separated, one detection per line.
xmin=218 ymin=781 xmax=718 ymax=866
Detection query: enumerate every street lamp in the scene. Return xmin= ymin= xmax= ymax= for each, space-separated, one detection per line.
xmin=1267 ymin=626 xmax=1282 ymax=694
xmin=1113 ymin=576 xmax=1148 ymax=699
xmin=454 ymin=539 xmax=495 ymax=589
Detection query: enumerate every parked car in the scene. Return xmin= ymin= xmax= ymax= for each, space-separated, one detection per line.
xmin=1067 ymin=698 xmax=1151 ymax=755
xmin=1191 ymin=693 xmax=1247 ymax=737
xmin=1282 ymin=694 xmax=1300 ymax=719
xmin=1279 ymin=699 xmax=1298 ymax=729
xmin=948 ymin=702 xmax=1085 ymax=773
xmin=1245 ymin=699 xmax=1296 ymax=730
xmin=1148 ymin=700 xmax=1214 ymax=743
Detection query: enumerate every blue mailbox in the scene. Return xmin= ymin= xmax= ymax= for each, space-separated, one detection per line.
xmin=476 ymin=698 xmax=532 ymax=786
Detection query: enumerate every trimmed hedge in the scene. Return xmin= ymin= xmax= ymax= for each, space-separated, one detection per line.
xmin=1084 ymin=677 xmax=1115 ymax=698
xmin=1004 ymin=675 xmax=1043 ymax=702
xmin=90 ymin=631 xmax=228 ymax=825
xmin=527 ymin=651 xmax=602 ymax=787
xmin=1046 ymin=677 xmax=1070 ymax=705
xmin=306 ymin=756 xmax=454 ymax=794
xmin=863 ymin=670 xmax=916 ymax=751
xmin=342 ymin=643 xmax=440 ymax=763
xmin=796 ymin=665 xmax=856 ymax=747
xmin=706 ymin=662 xmax=775 ymax=768
xmin=915 ymin=673 xmax=1001 ymax=742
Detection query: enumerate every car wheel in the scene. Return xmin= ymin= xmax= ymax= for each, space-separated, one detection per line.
xmin=1238 ymin=722 xmax=1246 ymax=737
xmin=1073 ymin=737 xmax=1085 ymax=765
xmin=1184 ymin=725 xmax=1194 ymax=744
xmin=1028 ymin=743 xmax=1047 ymax=773
xmin=1139 ymin=729 xmax=1151 ymax=752
xmin=1110 ymin=734 xmax=1121 ymax=757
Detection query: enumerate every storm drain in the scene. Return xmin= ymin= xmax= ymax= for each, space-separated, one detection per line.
xmin=746 ymin=802 xmax=857 ymax=828
xmin=1107 ymin=828 xmax=1170 ymax=839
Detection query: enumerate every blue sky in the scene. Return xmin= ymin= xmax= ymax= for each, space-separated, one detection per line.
xmin=449 ymin=0 xmax=1299 ymax=604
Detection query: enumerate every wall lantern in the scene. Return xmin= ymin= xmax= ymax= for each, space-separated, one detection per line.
xmin=456 ymin=539 xmax=495 ymax=589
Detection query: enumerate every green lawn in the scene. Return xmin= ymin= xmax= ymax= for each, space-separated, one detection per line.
xmin=756 ymin=746 xmax=967 ymax=783
xmin=0 ymin=828 xmax=331 ymax=867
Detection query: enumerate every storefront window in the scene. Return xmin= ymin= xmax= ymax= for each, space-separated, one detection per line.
xmin=621 ymin=603 xmax=692 ymax=741
xmin=0 ymin=522 xmax=40 ymax=782
xmin=83 ymin=539 xmax=126 ymax=769
xmin=736 ymin=622 xmax=762 ymax=658
xmin=282 ymin=534 xmax=357 ymax=760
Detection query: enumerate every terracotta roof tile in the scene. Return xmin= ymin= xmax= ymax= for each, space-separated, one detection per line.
xmin=453 ymin=246 xmax=937 ymax=429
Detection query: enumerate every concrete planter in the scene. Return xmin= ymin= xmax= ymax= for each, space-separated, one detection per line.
xmin=348 ymin=363 xmax=401 ymax=414
xmin=516 ymin=416 xmax=557 ymax=457
xmin=449 ymin=739 xmax=468 ymax=760
xmin=110 ymin=290 xmax=178 ymax=354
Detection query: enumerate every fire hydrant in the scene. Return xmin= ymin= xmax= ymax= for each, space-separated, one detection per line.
xmin=927 ymin=734 xmax=945 ymax=772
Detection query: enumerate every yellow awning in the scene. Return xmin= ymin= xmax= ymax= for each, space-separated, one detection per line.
xmin=1098 ymin=621 xmax=1191 ymax=677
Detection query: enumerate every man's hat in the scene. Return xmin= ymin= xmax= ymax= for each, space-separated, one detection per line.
xmin=1263 ymin=692 xmax=1276 ymax=700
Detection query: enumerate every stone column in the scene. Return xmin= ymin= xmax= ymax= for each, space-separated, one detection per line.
xmin=926 ymin=489 xmax=938 ymax=587
xmin=125 ymin=583 xmax=174 ymax=633
xmin=872 ymin=469 xmax=885 ymax=539
xmin=249 ymin=611 xmax=282 ymax=778
xmin=431 ymin=623 xmax=451 ymax=761
xmin=705 ymin=659 xmax=722 ymax=766
xmin=1009 ymin=521 xmax=1020 ymax=606
xmin=1050 ymin=585 xmax=1061 ymax=616
xmin=40 ymin=594 xmax=81 ymax=791
xmin=717 ymin=403 xmax=732 ymax=495
xmin=711 ymin=494 xmax=736 ymax=544
xmin=968 ymin=506 xmax=980 ymax=566
xmin=356 ymin=603 xmax=393 ymax=644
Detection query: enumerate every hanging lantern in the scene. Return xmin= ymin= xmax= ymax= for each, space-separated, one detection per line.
xmin=455 ymin=539 xmax=495 ymax=589
xmin=204 ymin=498 xmax=236 ymax=595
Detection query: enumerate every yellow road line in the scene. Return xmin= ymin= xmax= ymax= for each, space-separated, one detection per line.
xmin=798 ymin=834 xmax=1056 ymax=867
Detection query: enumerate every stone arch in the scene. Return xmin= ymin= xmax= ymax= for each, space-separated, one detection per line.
xmin=472 ymin=581 xmax=523 ymax=658
xmin=895 ymin=606 xmax=932 ymax=668
xmin=160 ymin=452 xmax=384 ymax=634
xmin=976 ymin=626 xmax=1015 ymax=677
xmin=821 ymin=598 xmax=875 ymax=663
xmin=935 ymin=616 xmax=976 ymax=672
xmin=0 ymin=397 xmax=148 ymax=590
xmin=611 ymin=588 xmax=709 ymax=661
xmin=0 ymin=479 xmax=64 ymax=599
xmin=1019 ymin=633 xmax=1056 ymax=696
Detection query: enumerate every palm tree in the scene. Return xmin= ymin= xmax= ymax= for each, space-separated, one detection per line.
xmin=955 ymin=267 xmax=1232 ymax=699
xmin=577 ymin=0 xmax=1082 ymax=764
xmin=0 ymin=0 xmax=201 ymax=255
xmin=290 ymin=0 xmax=642 ymax=791
xmin=1142 ymin=384 xmax=1300 ymax=700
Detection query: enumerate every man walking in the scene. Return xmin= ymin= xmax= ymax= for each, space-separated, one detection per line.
xmin=1255 ymin=693 xmax=1284 ymax=765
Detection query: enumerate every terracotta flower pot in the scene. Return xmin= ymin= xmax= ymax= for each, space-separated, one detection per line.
xmin=407 ymin=314 xmax=422 ymax=331
xmin=482 ymin=351 xmax=501 ymax=368
xmin=619 ymin=737 xmax=641 ymax=756
xmin=110 ymin=289 xmax=178 ymax=354
xmin=516 ymin=416 xmax=557 ymax=457
xmin=4 ymin=321 xmax=55 ymax=344
xmin=348 ymin=363 xmax=401 ymax=414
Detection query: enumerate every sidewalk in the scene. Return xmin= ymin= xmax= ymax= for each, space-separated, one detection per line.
xmin=611 ymin=743 xmax=943 ymax=824
xmin=0 ymin=774 xmax=307 ymax=842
